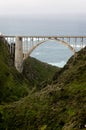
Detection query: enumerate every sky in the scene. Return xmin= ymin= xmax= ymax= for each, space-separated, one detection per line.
xmin=0 ymin=0 xmax=86 ymax=17
xmin=0 ymin=0 xmax=86 ymax=36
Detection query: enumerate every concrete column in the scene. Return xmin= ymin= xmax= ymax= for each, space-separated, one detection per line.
xmin=15 ymin=36 xmax=23 ymax=73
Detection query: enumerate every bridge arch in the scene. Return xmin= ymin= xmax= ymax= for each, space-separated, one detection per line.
xmin=4 ymin=35 xmax=85 ymax=72
xmin=23 ymin=38 xmax=76 ymax=60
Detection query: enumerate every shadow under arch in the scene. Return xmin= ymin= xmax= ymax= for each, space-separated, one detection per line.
xmin=23 ymin=38 xmax=76 ymax=60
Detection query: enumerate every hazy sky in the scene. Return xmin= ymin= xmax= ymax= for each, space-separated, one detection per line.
xmin=0 ymin=0 xmax=86 ymax=16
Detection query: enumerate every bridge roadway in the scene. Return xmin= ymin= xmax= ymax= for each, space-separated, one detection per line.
xmin=4 ymin=35 xmax=86 ymax=38
xmin=0 ymin=35 xmax=86 ymax=72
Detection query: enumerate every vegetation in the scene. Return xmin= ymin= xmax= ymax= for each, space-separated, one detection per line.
xmin=23 ymin=56 xmax=59 ymax=88
xmin=0 ymin=37 xmax=86 ymax=130
xmin=0 ymin=38 xmax=29 ymax=103
xmin=0 ymin=37 xmax=58 ymax=103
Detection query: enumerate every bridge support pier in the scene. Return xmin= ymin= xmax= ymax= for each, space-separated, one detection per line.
xmin=15 ymin=36 xmax=23 ymax=73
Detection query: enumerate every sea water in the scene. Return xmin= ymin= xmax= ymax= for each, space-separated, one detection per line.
xmin=0 ymin=16 xmax=86 ymax=67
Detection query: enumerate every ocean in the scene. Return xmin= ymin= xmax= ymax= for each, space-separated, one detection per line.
xmin=0 ymin=15 xmax=86 ymax=67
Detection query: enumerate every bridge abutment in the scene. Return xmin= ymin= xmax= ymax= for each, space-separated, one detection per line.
xmin=15 ymin=36 xmax=23 ymax=73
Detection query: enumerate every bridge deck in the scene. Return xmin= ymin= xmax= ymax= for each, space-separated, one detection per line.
xmin=1 ymin=35 xmax=86 ymax=38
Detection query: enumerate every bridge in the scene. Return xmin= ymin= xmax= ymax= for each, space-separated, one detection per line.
xmin=0 ymin=35 xmax=86 ymax=72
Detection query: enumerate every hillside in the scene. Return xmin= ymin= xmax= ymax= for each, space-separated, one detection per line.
xmin=53 ymin=47 xmax=86 ymax=86
xmin=0 ymin=37 xmax=29 ymax=103
xmin=23 ymin=56 xmax=58 ymax=88
xmin=0 ymin=46 xmax=86 ymax=130
xmin=0 ymin=37 xmax=58 ymax=103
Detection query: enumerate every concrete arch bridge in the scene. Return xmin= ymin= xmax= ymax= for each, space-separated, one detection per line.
xmin=3 ymin=35 xmax=86 ymax=72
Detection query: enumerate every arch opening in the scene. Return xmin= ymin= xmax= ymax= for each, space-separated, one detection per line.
xmin=23 ymin=38 xmax=76 ymax=61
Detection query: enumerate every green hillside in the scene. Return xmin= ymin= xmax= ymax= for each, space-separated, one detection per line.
xmin=0 ymin=37 xmax=86 ymax=130
xmin=0 ymin=37 xmax=58 ymax=103
xmin=0 ymin=38 xmax=29 ymax=103
xmin=23 ymin=56 xmax=58 ymax=88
